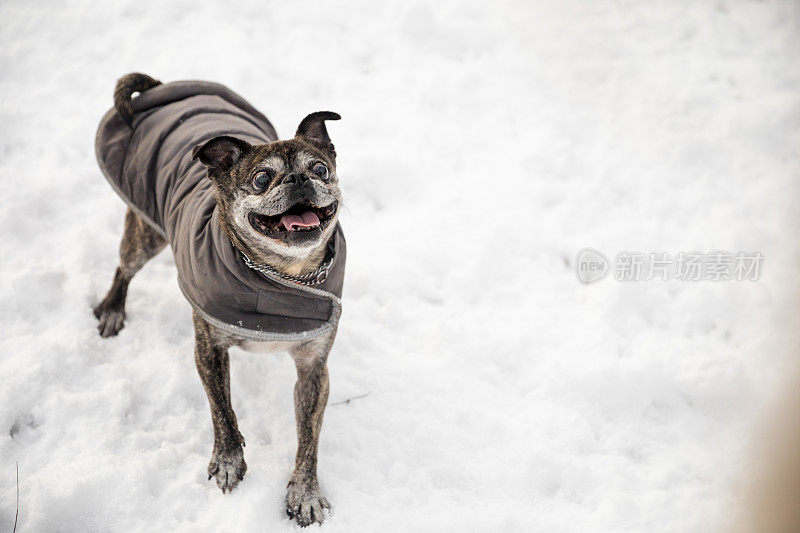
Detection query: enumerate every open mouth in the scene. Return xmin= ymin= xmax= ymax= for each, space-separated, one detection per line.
xmin=248 ymin=200 xmax=337 ymax=239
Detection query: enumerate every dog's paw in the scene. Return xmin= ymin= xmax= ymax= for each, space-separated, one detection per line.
xmin=208 ymin=447 xmax=246 ymax=493
xmin=285 ymin=472 xmax=331 ymax=527
xmin=93 ymin=303 xmax=126 ymax=338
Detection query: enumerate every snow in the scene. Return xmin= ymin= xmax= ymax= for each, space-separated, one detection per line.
xmin=2 ymin=0 xmax=800 ymax=531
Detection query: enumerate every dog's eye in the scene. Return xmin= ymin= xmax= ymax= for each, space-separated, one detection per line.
xmin=312 ymin=162 xmax=328 ymax=180
xmin=252 ymin=171 xmax=272 ymax=191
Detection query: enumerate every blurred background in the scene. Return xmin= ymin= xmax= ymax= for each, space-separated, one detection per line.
xmin=1 ymin=0 xmax=799 ymax=531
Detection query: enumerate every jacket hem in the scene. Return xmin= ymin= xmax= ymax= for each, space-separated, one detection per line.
xmin=178 ymin=281 xmax=342 ymax=342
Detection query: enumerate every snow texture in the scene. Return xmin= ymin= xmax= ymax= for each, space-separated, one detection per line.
xmin=2 ymin=1 xmax=800 ymax=531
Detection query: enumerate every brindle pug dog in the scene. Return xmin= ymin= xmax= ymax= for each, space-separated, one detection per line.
xmin=93 ymin=74 xmax=343 ymax=526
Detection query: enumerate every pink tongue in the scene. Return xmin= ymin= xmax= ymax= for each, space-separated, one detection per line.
xmin=280 ymin=210 xmax=320 ymax=231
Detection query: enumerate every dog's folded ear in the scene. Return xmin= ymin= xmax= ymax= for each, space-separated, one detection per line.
xmin=295 ymin=112 xmax=341 ymax=151
xmin=192 ymin=136 xmax=251 ymax=173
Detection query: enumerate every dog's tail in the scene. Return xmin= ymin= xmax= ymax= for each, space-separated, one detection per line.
xmin=114 ymin=73 xmax=162 ymax=126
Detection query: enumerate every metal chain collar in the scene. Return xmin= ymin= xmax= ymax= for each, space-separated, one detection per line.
xmin=241 ymin=251 xmax=333 ymax=286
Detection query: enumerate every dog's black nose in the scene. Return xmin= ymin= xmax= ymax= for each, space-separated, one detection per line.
xmin=283 ymin=173 xmax=309 ymax=186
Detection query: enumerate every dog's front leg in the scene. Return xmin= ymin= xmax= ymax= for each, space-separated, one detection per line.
xmin=285 ymin=332 xmax=334 ymax=526
xmin=193 ymin=311 xmax=246 ymax=493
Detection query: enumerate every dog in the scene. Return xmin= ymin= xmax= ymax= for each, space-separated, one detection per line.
xmin=92 ymin=73 xmax=346 ymax=526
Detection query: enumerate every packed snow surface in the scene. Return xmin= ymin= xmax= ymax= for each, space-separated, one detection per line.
xmin=1 ymin=1 xmax=800 ymax=531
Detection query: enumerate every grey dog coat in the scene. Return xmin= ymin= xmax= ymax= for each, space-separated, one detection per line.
xmin=95 ymin=81 xmax=345 ymax=341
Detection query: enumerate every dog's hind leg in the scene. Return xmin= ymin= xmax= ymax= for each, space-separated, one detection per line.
xmin=93 ymin=208 xmax=166 ymax=337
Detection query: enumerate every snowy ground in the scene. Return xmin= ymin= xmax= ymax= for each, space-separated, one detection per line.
xmin=2 ymin=0 xmax=800 ymax=531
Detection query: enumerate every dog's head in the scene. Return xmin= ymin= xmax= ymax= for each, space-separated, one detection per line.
xmin=192 ymin=112 xmax=341 ymax=263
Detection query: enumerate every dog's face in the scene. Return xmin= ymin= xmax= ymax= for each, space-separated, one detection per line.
xmin=193 ymin=112 xmax=341 ymax=261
